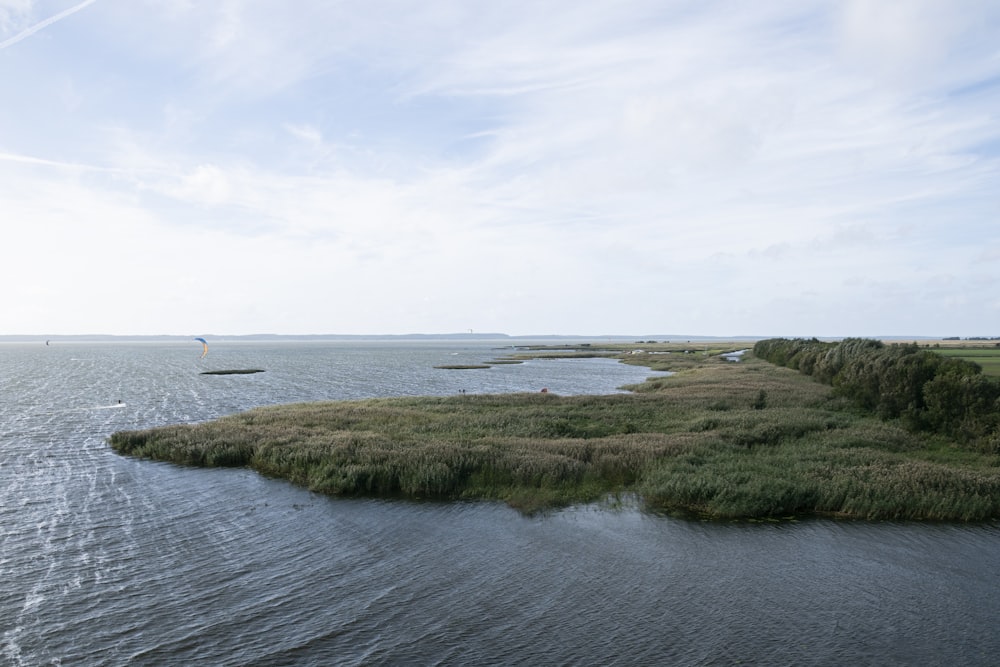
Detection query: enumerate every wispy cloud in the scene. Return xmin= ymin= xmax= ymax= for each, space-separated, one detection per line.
xmin=2 ymin=1 xmax=999 ymax=335
xmin=0 ymin=0 xmax=97 ymax=50
xmin=0 ymin=150 xmax=118 ymax=172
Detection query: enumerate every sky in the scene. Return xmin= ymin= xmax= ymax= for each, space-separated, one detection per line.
xmin=1 ymin=1 xmax=998 ymax=337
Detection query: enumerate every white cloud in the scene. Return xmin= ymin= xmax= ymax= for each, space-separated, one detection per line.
xmin=835 ymin=0 xmax=999 ymax=89
xmin=161 ymin=164 xmax=232 ymax=206
xmin=2 ymin=1 xmax=999 ymax=335
xmin=0 ymin=0 xmax=34 ymax=33
xmin=284 ymin=123 xmax=323 ymax=146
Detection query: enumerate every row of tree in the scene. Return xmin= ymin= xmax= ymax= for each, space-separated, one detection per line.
xmin=753 ymin=338 xmax=1000 ymax=450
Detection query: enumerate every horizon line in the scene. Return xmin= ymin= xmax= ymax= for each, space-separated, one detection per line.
xmin=0 ymin=332 xmax=985 ymax=341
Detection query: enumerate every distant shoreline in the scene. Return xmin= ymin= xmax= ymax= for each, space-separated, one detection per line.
xmin=1 ymin=333 xmax=765 ymax=345
xmin=0 ymin=333 xmax=964 ymax=343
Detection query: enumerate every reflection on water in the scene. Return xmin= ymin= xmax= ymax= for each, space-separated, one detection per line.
xmin=1 ymin=342 xmax=998 ymax=665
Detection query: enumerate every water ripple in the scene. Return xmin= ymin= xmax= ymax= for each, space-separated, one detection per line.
xmin=2 ymin=342 xmax=1000 ymax=666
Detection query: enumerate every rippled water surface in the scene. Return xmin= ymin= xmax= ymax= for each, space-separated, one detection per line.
xmin=2 ymin=341 xmax=999 ymax=666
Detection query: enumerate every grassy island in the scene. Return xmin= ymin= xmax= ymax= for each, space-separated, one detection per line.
xmin=201 ymin=369 xmax=266 ymax=375
xmin=109 ymin=342 xmax=1000 ymax=521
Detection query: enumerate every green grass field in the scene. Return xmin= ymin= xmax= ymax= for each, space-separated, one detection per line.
xmin=931 ymin=347 xmax=1000 ymax=377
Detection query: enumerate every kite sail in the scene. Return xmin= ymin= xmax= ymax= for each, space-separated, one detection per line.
xmin=195 ymin=337 xmax=208 ymax=358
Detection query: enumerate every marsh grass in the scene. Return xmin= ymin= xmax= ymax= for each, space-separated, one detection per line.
xmin=109 ymin=352 xmax=1000 ymax=521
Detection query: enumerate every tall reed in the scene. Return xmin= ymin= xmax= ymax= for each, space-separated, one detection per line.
xmin=109 ymin=352 xmax=1000 ymax=520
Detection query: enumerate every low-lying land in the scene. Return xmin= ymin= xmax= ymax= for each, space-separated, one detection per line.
xmin=201 ymin=369 xmax=266 ymax=375
xmin=931 ymin=347 xmax=1000 ymax=377
xmin=110 ymin=343 xmax=1000 ymax=521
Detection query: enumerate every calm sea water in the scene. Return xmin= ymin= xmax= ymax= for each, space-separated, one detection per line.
xmin=2 ymin=341 xmax=999 ymax=666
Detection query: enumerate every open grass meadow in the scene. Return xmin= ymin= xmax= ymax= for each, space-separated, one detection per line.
xmin=109 ymin=345 xmax=1000 ymax=521
xmin=931 ymin=347 xmax=1000 ymax=377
